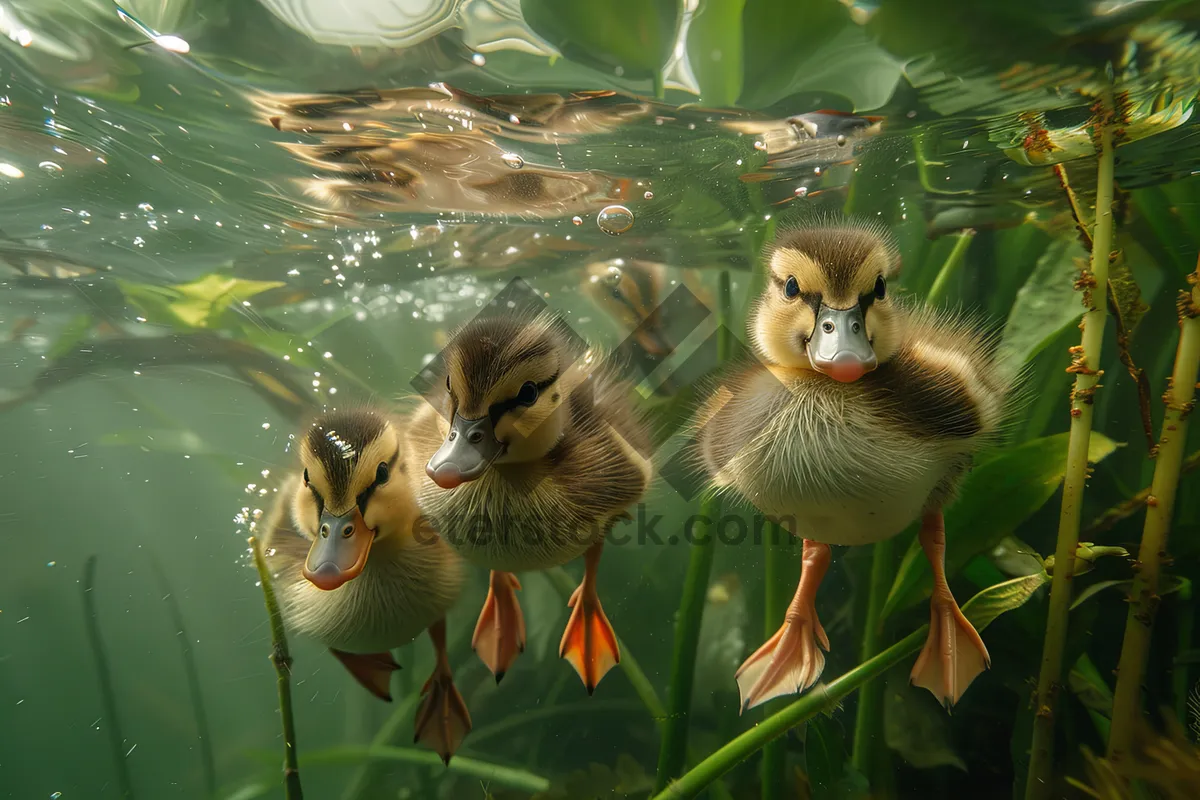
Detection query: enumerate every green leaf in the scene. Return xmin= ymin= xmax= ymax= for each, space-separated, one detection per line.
xmin=117 ymin=273 xmax=285 ymax=330
xmin=686 ymin=0 xmax=746 ymax=107
xmin=520 ymin=0 xmax=678 ymax=79
xmin=46 ymin=314 xmax=94 ymax=362
xmin=962 ymin=571 xmax=1049 ymax=632
xmin=1069 ymin=573 xmax=1189 ymax=611
xmin=739 ymin=4 xmax=900 ymax=110
xmin=995 ymin=237 xmax=1088 ymax=375
xmin=881 ymin=432 xmax=1122 ymax=620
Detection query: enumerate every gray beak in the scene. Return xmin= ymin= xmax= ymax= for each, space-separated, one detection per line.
xmin=806 ymin=304 xmax=877 ymax=383
xmin=301 ymin=507 xmax=374 ymax=591
xmin=425 ymin=414 xmax=505 ymax=489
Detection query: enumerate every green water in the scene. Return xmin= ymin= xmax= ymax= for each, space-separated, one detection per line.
xmin=3 ymin=1 xmax=1200 ymax=799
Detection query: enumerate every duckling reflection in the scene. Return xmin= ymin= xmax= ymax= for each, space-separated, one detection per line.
xmin=410 ymin=308 xmax=652 ymax=693
xmin=693 ymin=219 xmax=1014 ymax=712
xmin=260 ymin=408 xmax=471 ymax=763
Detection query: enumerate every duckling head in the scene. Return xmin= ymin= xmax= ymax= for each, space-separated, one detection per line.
xmin=426 ymin=310 xmax=580 ymax=489
xmin=294 ymin=409 xmax=408 ymax=591
xmin=751 ymin=220 xmax=902 ymax=382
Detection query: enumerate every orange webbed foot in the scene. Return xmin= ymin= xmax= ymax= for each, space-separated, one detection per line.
xmin=558 ymin=581 xmax=621 ymax=694
xmin=414 ymin=619 xmax=471 ymax=765
xmin=734 ymin=607 xmax=829 ymax=712
xmin=330 ymin=649 xmax=401 ymax=701
xmin=910 ymin=592 xmax=990 ymax=710
xmin=471 ymin=570 xmax=526 ymax=683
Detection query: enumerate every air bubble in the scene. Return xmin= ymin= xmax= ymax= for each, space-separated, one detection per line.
xmin=571 ymin=216 xmax=583 ymax=226
xmin=753 ymin=140 xmax=766 ymax=151
xmin=471 ymin=53 xmax=486 ymax=66
xmin=836 ymin=134 xmax=847 ymax=146
xmin=795 ymin=186 xmax=809 ymax=198
xmin=500 ymin=153 xmax=524 ymax=169
xmin=39 ymin=161 xmax=63 ymax=174
xmin=596 ymin=205 xmax=634 ymax=236
xmin=643 ymin=191 xmax=654 ymax=200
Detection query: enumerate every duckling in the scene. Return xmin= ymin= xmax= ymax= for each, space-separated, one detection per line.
xmin=692 ymin=219 xmax=1013 ymax=712
xmin=260 ymin=407 xmax=471 ymax=763
xmin=410 ymin=308 xmax=653 ymax=692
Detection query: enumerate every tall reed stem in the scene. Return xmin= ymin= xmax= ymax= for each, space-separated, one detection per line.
xmin=654 ymin=271 xmax=733 ymax=791
xmin=82 ymin=556 xmax=136 ymax=799
xmin=1025 ymin=90 xmax=1117 ymax=800
xmin=1106 ymin=259 xmax=1200 ymax=763
xmin=759 ymin=521 xmax=792 ymax=800
xmin=249 ymin=536 xmax=304 ymax=799
xmin=851 ymin=537 xmax=894 ymax=777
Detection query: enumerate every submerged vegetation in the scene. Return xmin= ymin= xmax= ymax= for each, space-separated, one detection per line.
xmin=3 ymin=1 xmax=1200 ymax=799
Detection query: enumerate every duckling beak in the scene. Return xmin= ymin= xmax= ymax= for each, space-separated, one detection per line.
xmin=426 ymin=413 xmax=504 ymax=489
xmin=302 ymin=508 xmax=374 ymax=591
xmin=806 ymin=304 xmax=877 ymax=383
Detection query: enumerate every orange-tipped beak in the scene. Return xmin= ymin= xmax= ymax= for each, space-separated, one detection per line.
xmin=302 ymin=507 xmax=374 ymax=591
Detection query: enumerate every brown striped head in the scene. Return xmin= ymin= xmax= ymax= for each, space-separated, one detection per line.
xmin=293 ymin=408 xmax=409 ymax=590
xmin=751 ymin=220 xmax=902 ymax=380
xmin=427 ymin=311 xmax=581 ymax=488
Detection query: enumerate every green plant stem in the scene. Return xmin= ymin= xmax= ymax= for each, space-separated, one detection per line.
xmin=656 ymin=626 xmax=926 ymax=800
xmin=654 ymin=271 xmax=733 ymax=793
xmin=654 ymin=573 xmax=1046 ymax=800
xmin=760 ymin=522 xmax=790 ymax=800
xmin=1107 ymin=261 xmax=1200 ymax=764
xmin=249 ymin=536 xmax=304 ymax=800
xmin=851 ymin=538 xmax=895 ymax=777
xmin=82 ymin=556 xmax=137 ymax=800
xmin=149 ymin=555 xmax=217 ymax=797
xmin=1173 ymin=579 xmax=1194 ymax=730
xmin=303 ymin=746 xmax=551 ymax=793
xmin=925 ymin=230 xmax=977 ymax=305
xmin=342 ymin=692 xmax=422 ymax=800
xmin=1025 ymin=91 xmax=1117 ymax=800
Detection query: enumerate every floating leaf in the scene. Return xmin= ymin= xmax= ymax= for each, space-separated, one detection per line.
xmin=882 ymin=432 xmax=1121 ymax=620
xmin=118 ymin=274 xmax=285 ymax=330
xmin=520 ymin=0 xmax=678 ymax=79
xmin=686 ymin=0 xmax=747 ymax=107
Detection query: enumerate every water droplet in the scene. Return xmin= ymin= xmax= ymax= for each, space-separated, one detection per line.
xmin=794 ymin=186 xmax=809 ymax=198
xmin=836 ymin=134 xmax=847 ymax=146
xmin=643 ymin=191 xmax=654 ymax=200
xmin=51 ymin=793 xmax=62 ymax=799
xmin=39 ymin=161 xmax=62 ymax=174
xmin=0 ymin=163 xmax=24 ymax=179
xmin=471 ymin=53 xmax=486 ymax=66
xmin=501 ymin=153 xmax=524 ymax=169
xmin=753 ymin=140 xmax=766 ymax=151
xmin=571 ymin=216 xmax=583 ymax=226
xmin=596 ymin=205 xmax=634 ymax=236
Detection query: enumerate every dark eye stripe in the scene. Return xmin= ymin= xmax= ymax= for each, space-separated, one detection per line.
xmin=356 ymin=447 xmax=401 ymax=512
xmin=488 ymin=373 xmax=558 ymax=423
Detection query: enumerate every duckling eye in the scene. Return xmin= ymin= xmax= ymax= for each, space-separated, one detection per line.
xmin=375 ymin=462 xmax=389 ymax=485
xmin=517 ymin=381 xmax=539 ymax=406
xmin=874 ymin=275 xmax=886 ymax=299
xmin=822 ymin=321 xmax=835 ymax=334
xmin=784 ymin=276 xmax=800 ymax=298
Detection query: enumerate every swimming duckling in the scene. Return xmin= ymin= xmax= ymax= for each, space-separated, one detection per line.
xmin=411 ymin=308 xmax=653 ymax=693
xmin=260 ymin=408 xmax=471 ymax=763
xmin=693 ymin=219 xmax=1012 ymax=711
